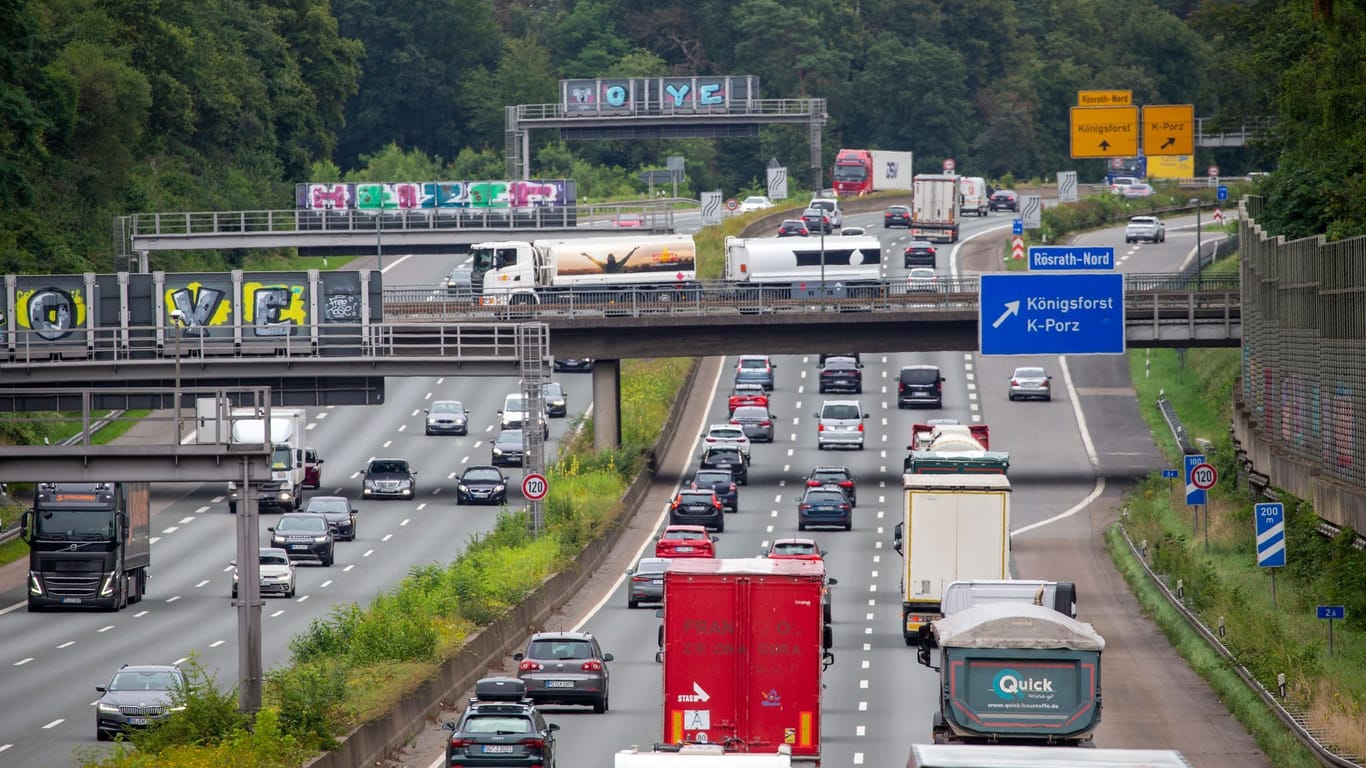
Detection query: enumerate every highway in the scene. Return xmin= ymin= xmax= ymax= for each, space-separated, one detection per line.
xmin=0 ymin=207 xmax=1265 ymax=768
xmin=0 ymin=247 xmax=591 ymax=767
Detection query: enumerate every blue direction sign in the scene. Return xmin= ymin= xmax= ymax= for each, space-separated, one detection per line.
xmin=1028 ymin=246 xmax=1115 ymax=271
xmin=1161 ymin=469 xmax=1179 ymax=479
xmin=1255 ymin=502 xmax=1286 ymax=568
xmin=1217 ymin=184 xmax=1228 ymax=201
xmin=1012 ymin=218 xmax=1024 ymax=235
xmin=979 ymin=273 xmax=1125 ymax=356
xmin=1184 ymin=454 xmax=1206 ymax=506
xmin=1317 ymin=605 xmax=1346 ymax=620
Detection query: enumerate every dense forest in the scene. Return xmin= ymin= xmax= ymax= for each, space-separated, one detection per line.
xmin=1 ymin=0 xmax=1363 ymax=274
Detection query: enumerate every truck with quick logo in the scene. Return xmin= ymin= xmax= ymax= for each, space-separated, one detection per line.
xmin=915 ymin=602 xmax=1105 ymax=746
xmin=904 ymin=422 xmax=1009 ymax=474
xmin=894 ymin=471 xmax=1011 ymax=643
xmin=22 ymin=482 xmax=151 ymax=611
xmin=659 ymin=558 xmax=833 ymax=762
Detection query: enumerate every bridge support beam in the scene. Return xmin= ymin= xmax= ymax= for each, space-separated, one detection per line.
xmin=592 ymin=359 xmax=621 ymax=450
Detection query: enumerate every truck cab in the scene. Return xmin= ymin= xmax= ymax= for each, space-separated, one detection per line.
xmin=468 ymin=240 xmax=536 ymax=304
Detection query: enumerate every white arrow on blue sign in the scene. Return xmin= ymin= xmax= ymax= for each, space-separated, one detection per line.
xmin=1028 ymin=246 xmax=1115 ymax=271
xmin=1185 ymin=454 xmax=1206 ymax=505
xmin=1012 ymin=218 xmax=1024 ymax=236
xmin=1255 ymin=502 xmax=1286 ymax=568
xmin=979 ymin=273 xmax=1126 ymax=356
xmin=1217 ymin=184 xmax=1228 ymax=201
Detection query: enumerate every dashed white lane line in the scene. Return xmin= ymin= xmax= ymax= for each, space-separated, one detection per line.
xmin=134 ymin=610 xmax=148 ymax=618
xmin=400 ymin=518 xmax=410 ymax=527
xmin=14 ymin=658 xmax=33 ymax=666
xmin=161 ymin=526 xmax=178 ymax=534
xmin=173 ymin=656 xmax=188 ymax=666
xmin=381 ymin=534 xmax=393 ymax=542
xmin=97 ymin=625 xmax=114 ymax=633
xmin=194 ymin=506 xmax=210 ymax=514
xmin=270 ymin=609 xmax=285 ymax=618
xmin=210 ymin=640 xmax=225 ymax=648
xmin=42 ymin=719 xmax=63 ymax=729
xmin=383 ymin=440 xmax=392 ymax=448
xmin=166 ymin=596 xmax=181 ymax=603
xmin=297 ymin=595 xmax=309 ymax=602
xmin=195 ymin=580 xmax=209 ymax=588
xmin=856 ymin=725 xmax=866 ymax=736
xmin=363 ymin=549 xmax=375 ymax=557
xmin=306 ymin=422 xmax=318 ymax=431
xmin=320 ymin=580 xmax=333 ymax=588
xmin=343 ymin=565 xmax=355 ymax=572
xmin=57 ymin=641 xmax=75 ymax=649
xmin=858 ymin=701 xmax=868 ymax=711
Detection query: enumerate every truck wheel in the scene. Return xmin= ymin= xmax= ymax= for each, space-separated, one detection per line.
xmin=323 ymin=548 xmax=334 ymax=567
xmin=798 ymin=521 xmax=807 ymax=532
xmin=228 ymin=501 xmax=237 ymax=514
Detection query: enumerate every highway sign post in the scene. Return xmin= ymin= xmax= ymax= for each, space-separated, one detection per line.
xmin=943 ymin=158 xmax=956 ymax=173
xmin=1184 ymin=454 xmax=1207 ymax=506
xmin=1021 ymin=195 xmax=1043 ymax=230
xmin=1141 ymin=104 xmax=1195 ymax=156
xmin=1161 ymin=468 xmax=1179 ymax=479
xmin=1012 ymin=218 xmax=1024 ymax=236
xmin=1317 ymin=605 xmax=1346 ymax=655
xmin=1217 ymin=184 xmax=1228 ymax=201
xmin=1057 ymin=170 xmax=1079 ymax=203
xmin=979 ymin=273 xmax=1125 ymax=356
xmin=1256 ymin=502 xmax=1286 ymax=607
xmin=1188 ymin=457 xmax=1216 ymax=552
xmin=1028 ymin=246 xmax=1115 ymax=271
xmin=522 ymin=472 xmax=549 ymax=501
xmin=1070 ymin=106 xmax=1139 ymax=158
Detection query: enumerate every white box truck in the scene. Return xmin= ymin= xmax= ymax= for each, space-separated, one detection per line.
xmin=466 ymin=235 xmax=696 ymax=305
xmin=958 ymin=176 xmax=989 ymax=216
xmin=893 ymin=473 xmax=1011 ymax=644
xmin=910 ymin=174 xmax=962 ymax=243
xmin=224 ymin=407 xmax=308 ymax=514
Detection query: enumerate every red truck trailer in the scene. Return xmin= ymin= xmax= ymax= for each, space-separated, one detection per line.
xmin=661 ymin=558 xmax=833 ymax=761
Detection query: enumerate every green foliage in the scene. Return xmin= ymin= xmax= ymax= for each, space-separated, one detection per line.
xmin=128 ymin=656 xmax=252 ymax=753
xmin=266 ymin=660 xmax=350 ymax=748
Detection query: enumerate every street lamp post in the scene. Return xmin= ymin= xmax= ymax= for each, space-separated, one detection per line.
xmin=169 ymin=309 xmax=186 ymax=445
xmin=819 ymin=222 xmax=827 ymax=310
xmin=1189 ymin=198 xmax=1203 ymax=291
xmin=376 ymin=212 xmax=384 ymax=272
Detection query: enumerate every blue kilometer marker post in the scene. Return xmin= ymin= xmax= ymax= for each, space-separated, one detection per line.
xmin=1028 ymin=246 xmax=1115 ymax=271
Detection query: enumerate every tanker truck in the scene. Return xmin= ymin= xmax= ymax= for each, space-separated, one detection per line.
xmin=467 ymin=235 xmax=697 ymax=306
xmin=916 ymin=603 xmax=1105 ymax=746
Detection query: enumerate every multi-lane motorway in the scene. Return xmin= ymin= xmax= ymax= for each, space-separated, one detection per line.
xmin=0 ymin=207 xmax=1265 ymax=768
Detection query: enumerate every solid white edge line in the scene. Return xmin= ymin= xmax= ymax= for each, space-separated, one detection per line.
xmin=1012 ymin=355 xmax=1105 ymax=536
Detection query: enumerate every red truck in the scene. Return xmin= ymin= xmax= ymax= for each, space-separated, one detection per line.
xmin=830 ymin=149 xmax=915 ymax=196
xmin=660 ymin=558 xmax=833 ymax=761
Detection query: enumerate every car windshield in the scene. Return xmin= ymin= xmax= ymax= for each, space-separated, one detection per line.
xmin=694 ymin=471 xmax=731 ymax=484
xmin=496 ymin=432 xmax=524 ymax=447
xmin=738 ymin=358 xmax=767 ymax=369
xmin=805 ymin=490 xmax=847 ymax=504
xmin=277 ymin=515 xmax=326 ymax=533
xmin=710 ymin=427 xmax=744 ymax=438
xmin=463 ymin=715 xmax=533 ymax=735
xmin=464 ymin=468 xmax=503 ymax=482
xmin=369 ymin=461 xmax=408 ymax=475
xmin=821 ymin=404 xmax=861 ymax=420
xmin=543 ymin=383 xmax=563 ymax=396
xmin=527 ymin=639 xmax=594 ymax=660
xmin=260 ymin=551 xmax=290 ymax=566
xmin=430 ymin=401 xmax=463 ymax=413
xmin=811 ymin=469 xmax=847 ymax=482
xmin=706 ymin=449 xmax=741 ymax=462
xmin=732 ymin=406 xmax=768 ymax=420
xmin=1015 ymin=367 xmax=1047 ymax=378
xmin=772 ymin=542 xmax=818 ymax=555
xmin=901 ymin=368 xmax=940 ymax=384
xmin=889 ymin=206 xmax=909 ymax=213
xmin=306 ymin=498 xmax=349 ymax=514
xmin=109 ymin=670 xmax=182 ymax=692
xmin=823 ymin=358 xmax=857 ymax=370
xmin=636 ymin=559 xmax=669 ymax=575
xmin=678 ymin=492 xmax=715 ymax=505
xmin=504 ymin=396 xmax=526 ymax=411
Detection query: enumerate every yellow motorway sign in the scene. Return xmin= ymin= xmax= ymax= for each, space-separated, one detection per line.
xmin=1070 ymin=106 xmax=1138 ymax=158
xmin=1142 ymin=104 xmax=1195 ymax=156
xmin=1078 ymin=90 xmax=1132 ymax=106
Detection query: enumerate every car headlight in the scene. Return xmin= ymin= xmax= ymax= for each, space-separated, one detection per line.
xmin=314 ymin=535 xmax=329 ymax=543
xmin=457 ymin=483 xmax=469 ymax=492
xmin=97 ymin=701 xmax=121 ymax=714
xmin=397 ymin=479 xmax=412 ymax=488
xmin=493 ymin=447 xmax=504 ymax=455
xmin=493 ymin=483 xmax=506 ymax=492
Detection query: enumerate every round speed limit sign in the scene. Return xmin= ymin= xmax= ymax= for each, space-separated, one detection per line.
xmin=522 ymin=473 xmax=549 ymax=501
xmin=1190 ymin=462 xmax=1218 ymax=490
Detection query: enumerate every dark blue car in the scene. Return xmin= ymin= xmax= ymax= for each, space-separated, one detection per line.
xmin=797 ymin=486 xmax=853 ymax=531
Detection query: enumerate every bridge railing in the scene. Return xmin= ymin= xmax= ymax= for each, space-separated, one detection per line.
xmin=515 ymin=98 xmax=826 ymax=122
xmin=382 ymin=274 xmax=1241 ymax=322
xmin=120 ymin=204 xmax=677 ymax=240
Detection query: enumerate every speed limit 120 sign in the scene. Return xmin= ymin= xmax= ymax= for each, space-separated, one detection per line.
xmin=522 ymin=473 xmax=549 ymax=501
xmin=1191 ymin=463 xmax=1218 ymax=490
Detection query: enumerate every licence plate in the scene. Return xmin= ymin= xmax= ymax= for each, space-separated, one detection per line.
xmin=482 ymin=744 xmax=516 ymax=754
xmin=674 ymin=546 xmax=695 ymax=553
xmin=127 ymin=717 xmax=149 ymax=726
xmin=652 ymin=579 xmax=663 ymax=585
xmin=546 ymin=680 xmax=575 ymax=688
xmin=61 ymin=597 xmax=83 ymax=604
xmin=290 ymin=544 xmax=308 ymax=551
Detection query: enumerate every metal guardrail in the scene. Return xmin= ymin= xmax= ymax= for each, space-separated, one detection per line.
xmin=382 ymin=274 xmax=1242 ymax=322
xmin=1119 ymin=524 xmax=1363 ymax=768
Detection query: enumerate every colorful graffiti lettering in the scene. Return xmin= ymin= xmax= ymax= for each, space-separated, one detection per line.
xmin=15 ymin=286 xmax=87 ymax=342
xmin=242 ymin=281 xmax=306 ymax=336
xmin=663 ymin=81 xmax=726 ymax=108
xmin=165 ymin=283 xmax=231 ymax=337
xmin=298 ymin=181 xmax=572 ymax=211
xmin=355 ymin=183 xmax=423 ymax=211
xmin=1328 ymin=384 xmax=1355 ymax=470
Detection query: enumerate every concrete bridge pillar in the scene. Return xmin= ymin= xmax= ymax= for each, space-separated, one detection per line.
xmin=592 ymin=359 xmax=621 ymax=450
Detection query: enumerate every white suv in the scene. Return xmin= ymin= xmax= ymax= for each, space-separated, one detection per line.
xmin=815 ymin=400 xmax=869 ymax=450
xmin=703 ymin=424 xmax=751 ymax=457
xmin=1124 ymin=215 xmax=1166 ymax=243
xmin=809 ymin=198 xmax=844 ymax=229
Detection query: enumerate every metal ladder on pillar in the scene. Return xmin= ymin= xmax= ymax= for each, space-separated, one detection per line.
xmin=517 ymin=323 xmax=550 ymax=533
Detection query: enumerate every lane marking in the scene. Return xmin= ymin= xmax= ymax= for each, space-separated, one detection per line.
xmin=1011 ymin=355 xmax=1105 ymax=535
xmin=42 ymin=719 xmax=64 ymax=729
xmin=14 ymin=658 xmax=33 ymax=666
xmin=210 ymin=640 xmax=225 ymax=648
xmin=57 ymin=641 xmax=75 ymax=649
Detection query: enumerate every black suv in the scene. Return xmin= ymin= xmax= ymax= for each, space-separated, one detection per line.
xmin=818 ymin=356 xmax=863 ymax=394
xmin=903 ymin=241 xmax=938 ymax=268
xmin=898 ymin=364 xmax=945 ymax=409
xmin=268 ymin=512 xmax=335 ymax=566
xmin=884 ymin=205 xmax=912 ymax=228
xmin=362 ymin=458 xmax=417 ymax=500
xmin=301 ymin=495 xmax=357 ymax=540
xmin=670 ymin=489 xmax=725 ymax=531
xmin=690 ymin=468 xmax=739 ymax=513
xmin=441 ymin=677 xmax=560 ymax=767
xmin=989 ymin=189 xmax=1019 ymax=211
xmin=700 ymin=445 xmax=749 ymax=485
xmin=456 ymin=465 xmax=510 ymax=505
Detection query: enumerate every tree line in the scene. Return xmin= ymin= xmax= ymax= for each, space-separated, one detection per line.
xmin=0 ymin=0 xmax=1360 ymax=275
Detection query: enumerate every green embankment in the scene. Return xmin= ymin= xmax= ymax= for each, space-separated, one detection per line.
xmin=1109 ymin=258 xmax=1364 ymax=765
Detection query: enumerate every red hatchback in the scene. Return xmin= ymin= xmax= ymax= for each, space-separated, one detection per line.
xmin=303 ymin=448 xmax=323 ymax=489
xmin=654 ymin=525 xmax=718 ymax=558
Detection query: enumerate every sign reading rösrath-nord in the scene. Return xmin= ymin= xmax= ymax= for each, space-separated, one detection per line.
xmin=1028 ymin=246 xmax=1115 ymax=271
xmin=979 ymin=273 xmax=1125 ymax=356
